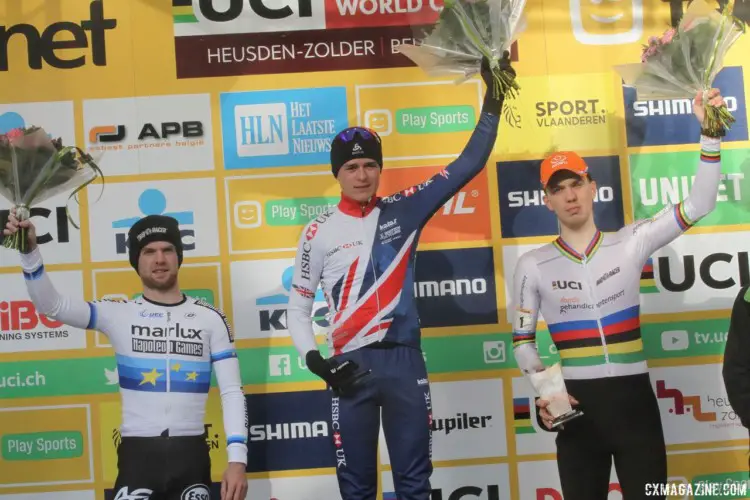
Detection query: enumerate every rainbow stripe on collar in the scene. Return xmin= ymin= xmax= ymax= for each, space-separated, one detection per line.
xmin=553 ymin=230 xmax=603 ymax=263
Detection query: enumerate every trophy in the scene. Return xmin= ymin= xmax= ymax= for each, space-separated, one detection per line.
xmin=529 ymin=362 xmax=583 ymax=428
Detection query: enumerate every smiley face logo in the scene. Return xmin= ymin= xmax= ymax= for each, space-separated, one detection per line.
xmin=570 ymin=0 xmax=644 ymax=46
xmin=233 ymin=200 xmax=262 ymax=228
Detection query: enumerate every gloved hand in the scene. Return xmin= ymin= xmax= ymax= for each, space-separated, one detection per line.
xmin=481 ymin=50 xmax=516 ymax=116
xmin=305 ymin=350 xmax=370 ymax=396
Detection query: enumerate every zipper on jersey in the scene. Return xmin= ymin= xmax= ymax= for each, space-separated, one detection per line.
xmin=582 ymin=256 xmax=611 ymax=372
xmin=362 ymin=202 xmax=382 ymax=342
xmin=165 ymin=310 xmax=172 ymax=426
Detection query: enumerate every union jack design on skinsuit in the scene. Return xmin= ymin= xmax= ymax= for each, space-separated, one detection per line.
xmin=287 ymin=113 xmax=500 ymax=357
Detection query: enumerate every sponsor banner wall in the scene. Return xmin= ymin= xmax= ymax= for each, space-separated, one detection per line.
xmin=1 ymin=0 xmax=750 ymax=498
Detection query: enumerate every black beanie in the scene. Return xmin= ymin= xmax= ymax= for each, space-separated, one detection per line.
xmin=127 ymin=215 xmax=183 ymax=271
xmin=330 ymin=127 xmax=383 ymax=177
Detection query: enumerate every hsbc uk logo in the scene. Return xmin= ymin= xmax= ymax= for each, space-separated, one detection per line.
xmin=331 ymin=396 xmax=346 ymax=468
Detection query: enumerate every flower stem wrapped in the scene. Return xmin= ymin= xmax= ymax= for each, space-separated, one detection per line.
xmin=0 ymin=126 xmax=104 ymax=253
xmin=396 ymin=0 xmax=527 ymax=100
xmin=614 ymin=0 xmax=745 ymax=138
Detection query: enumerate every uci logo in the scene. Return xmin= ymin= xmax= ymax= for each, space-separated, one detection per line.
xmin=552 ymin=280 xmax=582 ymax=291
xmin=181 ymin=484 xmax=210 ymax=500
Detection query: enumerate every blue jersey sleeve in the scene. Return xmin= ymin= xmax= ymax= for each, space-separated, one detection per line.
xmin=381 ymin=111 xmax=500 ymax=227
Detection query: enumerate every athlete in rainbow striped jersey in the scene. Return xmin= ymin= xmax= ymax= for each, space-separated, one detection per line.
xmin=510 ymin=89 xmax=726 ymax=500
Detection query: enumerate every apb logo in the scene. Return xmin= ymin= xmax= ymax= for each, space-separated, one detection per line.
xmin=90 ymin=121 xmax=202 ymax=143
xmin=111 ymin=188 xmax=196 ymax=255
xmin=0 ymin=0 xmax=117 ymax=71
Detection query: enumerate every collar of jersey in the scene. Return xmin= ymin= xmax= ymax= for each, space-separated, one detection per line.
xmin=141 ymin=293 xmax=188 ymax=307
xmin=338 ymin=193 xmax=379 ymax=218
xmin=553 ymin=230 xmax=603 ymax=263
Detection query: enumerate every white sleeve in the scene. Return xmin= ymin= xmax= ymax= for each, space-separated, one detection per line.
xmin=205 ymin=304 xmax=248 ymax=465
xmin=511 ymin=252 xmax=546 ymax=375
xmin=19 ymin=246 xmax=115 ymax=332
xmin=629 ymin=135 xmax=722 ymax=265
xmin=287 ymin=221 xmax=325 ymax=358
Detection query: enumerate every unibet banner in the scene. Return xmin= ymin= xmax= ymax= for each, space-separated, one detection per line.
xmin=629 ymin=148 xmax=750 ymax=227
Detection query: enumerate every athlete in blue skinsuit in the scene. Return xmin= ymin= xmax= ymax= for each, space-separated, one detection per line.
xmin=286 ymin=54 xmax=515 ymax=499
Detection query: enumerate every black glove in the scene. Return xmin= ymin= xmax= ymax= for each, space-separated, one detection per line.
xmin=481 ymin=50 xmax=516 ymax=116
xmin=305 ymin=350 xmax=370 ymax=396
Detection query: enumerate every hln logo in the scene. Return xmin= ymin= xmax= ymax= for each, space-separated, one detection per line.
xmin=235 ymin=103 xmax=288 ymax=157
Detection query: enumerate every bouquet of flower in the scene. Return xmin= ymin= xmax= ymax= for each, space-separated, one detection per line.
xmin=0 ymin=126 xmax=104 ymax=253
xmin=396 ymin=0 xmax=527 ymax=100
xmin=614 ymin=0 xmax=745 ymax=138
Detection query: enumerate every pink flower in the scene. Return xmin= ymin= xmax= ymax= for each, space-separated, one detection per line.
xmin=660 ymin=28 xmax=676 ymax=44
xmin=648 ymin=35 xmax=660 ymax=45
xmin=6 ymin=128 xmax=23 ymax=140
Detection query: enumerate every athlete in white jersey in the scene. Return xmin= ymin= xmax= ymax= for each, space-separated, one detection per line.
xmin=510 ymin=89 xmax=726 ymax=499
xmin=3 ymin=212 xmax=249 ymax=500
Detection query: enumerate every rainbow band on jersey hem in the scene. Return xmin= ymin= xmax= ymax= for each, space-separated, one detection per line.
xmin=553 ymin=230 xmax=603 ymax=264
xmin=700 ymin=148 xmax=720 ymax=163
xmin=512 ymin=332 xmax=536 ymax=348
xmin=673 ymin=202 xmax=695 ymax=231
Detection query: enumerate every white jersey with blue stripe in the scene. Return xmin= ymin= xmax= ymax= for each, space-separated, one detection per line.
xmin=19 ymin=247 xmax=249 ymax=465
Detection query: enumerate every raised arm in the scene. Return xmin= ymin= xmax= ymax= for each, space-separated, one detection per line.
xmin=287 ymin=219 xmax=326 ymax=359
xmin=389 ymin=56 xmax=513 ymax=226
xmin=20 ymin=246 xmax=101 ymax=331
xmin=629 ymin=134 xmax=721 ymax=263
xmin=629 ymin=91 xmax=724 ymax=264
xmin=202 ymin=303 xmax=249 ymax=465
xmin=511 ymin=252 xmax=545 ymax=375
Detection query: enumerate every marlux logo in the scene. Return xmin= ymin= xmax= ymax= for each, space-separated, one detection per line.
xmin=130 ymin=323 xmax=204 ymax=357
xmin=0 ymin=1 xmax=117 ymax=71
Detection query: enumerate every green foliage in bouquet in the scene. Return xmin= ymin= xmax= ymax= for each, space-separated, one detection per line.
xmin=0 ymin=126 xmax=104 ymax=253
xmin=430 ymin=0 xmax=520 ymax=100
xmin=634 ymin=0 xmax=745 ymax=137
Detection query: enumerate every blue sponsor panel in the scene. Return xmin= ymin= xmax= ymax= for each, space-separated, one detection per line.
xmin=623 ymin=66 xmax=748 ymax=147
xmin=414 ymin=247 xmax=498 ymax=327
xmin=220 ymin=87 xmax=349 ymax=169
xmin=496 ymin=156 xmax=625 ymax=238
xmin=245 ymin=390 xmax=336 ymax=472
